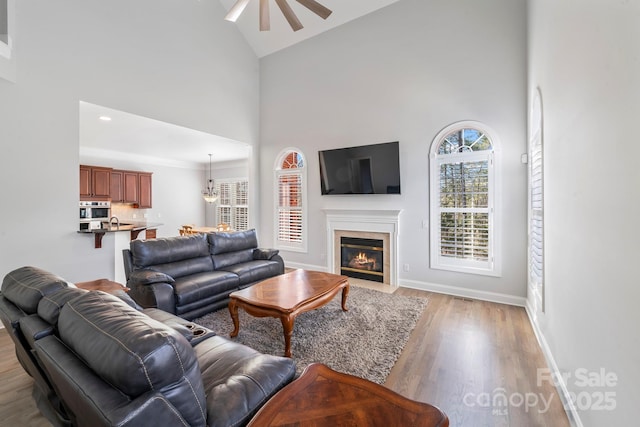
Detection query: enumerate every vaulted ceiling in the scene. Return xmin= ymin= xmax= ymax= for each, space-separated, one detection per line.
xmin=218 ymin=0 xmax=401 ymax=57
xmin=80 ymin=1 xmax=402 ymax=167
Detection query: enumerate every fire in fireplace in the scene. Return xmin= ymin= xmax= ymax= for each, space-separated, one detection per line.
xmin=340 ymin=237 xmax=384 ymax=283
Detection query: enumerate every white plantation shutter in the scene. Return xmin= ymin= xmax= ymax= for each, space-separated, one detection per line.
xmin=275 ymin=150 xmax=307 ymax=252
xmin=439 ymin=160 xmax=490 ymax=262
xmin=529 ymin=88 xmax=544 ymax=310
xmin=529 ymin=142 xmax=543 ymax=285
xmin=215 ymin=179 xmax=249 ymax=231
xmin=277 ymin=174 xmax=303 ymax=242
xmin=430 ymin=123 xmax=500 ymax=276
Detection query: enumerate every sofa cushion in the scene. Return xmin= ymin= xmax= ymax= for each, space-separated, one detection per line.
xmin=131 ymin=233 xmax=210 ymax=267
xmin=194 ymin=335 xmax=296 ymax=427
xmin=58 ymin=291 xmax=208 ymax=427
xmin=37 ymin=287 xmax=87 ymax=326
xmin=173 ymin=271 xmax=239 ymax=306
xmin=147 ymin=257 xmax=214 ymax=280
xmin=1 ymin=266 xmax=69 ymax=314
xmin=211 ymin=249 xmax=254 ymax=270
xmin=208 ymin=229 xmax=258 ymax=255
xmin=219 ymin=260 xmax=284 ymax=287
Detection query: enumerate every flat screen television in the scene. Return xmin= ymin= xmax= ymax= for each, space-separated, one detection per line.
xmin=319 ymin=141 xmax=401 ymax=195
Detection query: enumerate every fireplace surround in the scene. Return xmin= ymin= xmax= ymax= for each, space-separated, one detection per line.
xmin=324 ymin=209 xmax=401 ymax=287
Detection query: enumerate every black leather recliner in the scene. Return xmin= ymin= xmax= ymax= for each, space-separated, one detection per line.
xmin=0 ymin=266 xmax=77 ymax=426
xmin=1 ymin=266 xmax=297 ymax=427
xmin=123 ymin=229 xmax=284 ymax=319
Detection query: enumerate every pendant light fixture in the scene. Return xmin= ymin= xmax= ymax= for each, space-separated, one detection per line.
xmin=202 ymin=154 xmax=219 ymax=203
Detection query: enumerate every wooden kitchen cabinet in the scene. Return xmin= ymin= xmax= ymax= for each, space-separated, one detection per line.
xmin=80 ymin=165 xmax=112 ymax=199
xmin=110 ymin=170 xmax=123 ymax=202
xmin=123 ymin=172 xmax=139 ymax=203
xmin=138 ymin=172 xmax=153 ymax=208
xmin=109 ymin=169 xmax=152 ymax=208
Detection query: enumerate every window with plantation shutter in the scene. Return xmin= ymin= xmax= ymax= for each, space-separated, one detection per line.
xmin=215 ymin=178 xmax=249 ymax=231
xmin=529 ymin=89 xmax=544 ymax=311
xmin=275 ymin=149 xmax=307 ymax=252
xmin=430 ymin=122 xmax=501 ymax=276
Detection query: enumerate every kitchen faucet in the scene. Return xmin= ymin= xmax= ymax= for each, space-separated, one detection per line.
xmin=109 ymin=216 xmax=120 ymax=229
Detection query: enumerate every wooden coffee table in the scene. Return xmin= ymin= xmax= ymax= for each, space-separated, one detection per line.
xmin=247 ymin=363 xmax=449 ymax=427
xmin=228 ymin=269 xmax=349 ymax=357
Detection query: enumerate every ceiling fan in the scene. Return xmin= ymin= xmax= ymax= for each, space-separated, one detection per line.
xmin=225 ymin=0 xmax=332 ymax=32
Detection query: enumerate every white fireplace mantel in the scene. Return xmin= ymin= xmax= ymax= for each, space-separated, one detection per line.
xmin=324 ymin=209 xmax=402 ymax=287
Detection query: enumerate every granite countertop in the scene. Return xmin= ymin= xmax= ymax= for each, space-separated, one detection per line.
xmin=78 ymin=221 xmax=163 ymax=234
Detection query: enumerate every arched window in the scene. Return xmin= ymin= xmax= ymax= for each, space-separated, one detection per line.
xmin=429 ymin=121 xmax=501 ymax=276
xmin=274 ymin=149 xmax=307 ymax=252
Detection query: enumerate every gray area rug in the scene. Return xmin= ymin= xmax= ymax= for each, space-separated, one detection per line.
xmin=193 ymin=285 xmax=428 ymax=384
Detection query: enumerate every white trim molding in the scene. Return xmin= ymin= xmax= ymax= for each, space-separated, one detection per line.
xmin=525 ymin=302 xmax=583 ymax=427
xmin=401 ymin=278 xmax=526 ymax=307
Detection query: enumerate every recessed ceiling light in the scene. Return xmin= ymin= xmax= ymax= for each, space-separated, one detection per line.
xmin=99 ymin=116 xmax=112 ymax=121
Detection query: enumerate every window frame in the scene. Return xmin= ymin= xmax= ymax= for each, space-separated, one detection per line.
xmin=214 ymin=178 xmax=249 ymax=231
xmin=0 ymin=0 xmax=13 ymax=60
xmin=429 ymin=121 xmax=502 ymax=277
xmin=274 ymin=148 xmax=307 ymax=253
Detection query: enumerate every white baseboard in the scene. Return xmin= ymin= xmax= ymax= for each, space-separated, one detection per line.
xmin=525 ymin=301 xmax=583 ymax=427
xmin=284 ymin=262 xmax=329 ymax=272
xmin=285 ymin=262 xmax=526 ymax=306
xmin=400 ymin=278 xmax=527 ymax=307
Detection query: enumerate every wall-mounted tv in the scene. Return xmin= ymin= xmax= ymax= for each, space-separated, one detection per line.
xmin=319 ymin=141 xmax=401 ymax=195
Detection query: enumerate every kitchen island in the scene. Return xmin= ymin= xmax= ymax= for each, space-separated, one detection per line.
xmin=78 ymin=221 xmax=163 ymax=284
xmin=78 ymin=221 xmax=162 ymax=249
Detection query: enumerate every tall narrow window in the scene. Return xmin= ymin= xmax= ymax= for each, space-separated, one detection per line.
xmin=215 ymin=178 xmax=249 ymax=231
xmin=429 ymin=122 xmax=501 ymax=276
xmin=0 ymin=0 xmax=11 ymax=59
xmin=529 ymin=89 xmax=545 ymax=311
xmin=275 ymin=149 xmax=307 ymax=252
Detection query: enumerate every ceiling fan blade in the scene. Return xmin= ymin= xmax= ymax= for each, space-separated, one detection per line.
xmin=260 ymin=0 xmax=270 ymax=31
xmin=225 ymin=0 xmax=251 ymax=22
xmin=295 ymin=0 xmax=332 ymax=20
xmin=275 ymin=0 xmax=303 ymax=31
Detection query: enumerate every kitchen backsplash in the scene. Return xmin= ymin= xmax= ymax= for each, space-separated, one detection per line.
xmin=111 ymin=203 xmax=150 ymax=222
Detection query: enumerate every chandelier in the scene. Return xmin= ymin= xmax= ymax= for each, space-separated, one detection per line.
xmin=202 ymin=154 xmax=219 ymax=203
xmin=225 ymin=0 xmax=332 ymax=32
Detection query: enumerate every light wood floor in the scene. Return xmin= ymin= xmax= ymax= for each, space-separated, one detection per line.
xmin=0 ymin=288 xmax=570 ymax=427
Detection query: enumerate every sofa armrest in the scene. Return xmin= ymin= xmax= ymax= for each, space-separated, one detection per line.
xmin=129 ymin=282 xmax=176 ymax=314
xmin=253 ymin=248 xmax=280 ymax=260
xmin=128 ymin=269 xmax=175 ymax=286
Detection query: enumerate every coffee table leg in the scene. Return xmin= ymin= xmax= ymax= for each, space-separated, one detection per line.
xmin=280 ymin=315 xmax=294 ymax=358
xmin=341 ymin=283 xmax=350 ymax=312
xmin=229 ymin=299 xmax=240 ymax=338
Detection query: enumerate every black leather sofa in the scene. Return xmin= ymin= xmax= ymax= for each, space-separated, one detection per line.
xmin=0 ymin=266 xmax=296 ymax=427
xmin=123 ymin=229 xmax=284 ymax=319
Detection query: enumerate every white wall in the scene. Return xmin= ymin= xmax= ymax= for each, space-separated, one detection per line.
xmin=527 ymin=0 xmax=640 ymax=425
xmin=259 ymin=0 xmax=528 ymax=303
xmin=0 ymin=0 xmax=258 ymax=283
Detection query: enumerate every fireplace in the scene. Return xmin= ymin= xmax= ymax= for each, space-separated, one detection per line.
xmin=340 ymin=237 xmax=384 ymax=282
xmin=325 ymin=209 xmax=401 ymax=287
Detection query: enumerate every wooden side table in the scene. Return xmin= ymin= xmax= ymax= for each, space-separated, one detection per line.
xmin=75 ymin=279 xmax=128 ymax=294
xmin=247 ymin=363 xmax=449 ymax=427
